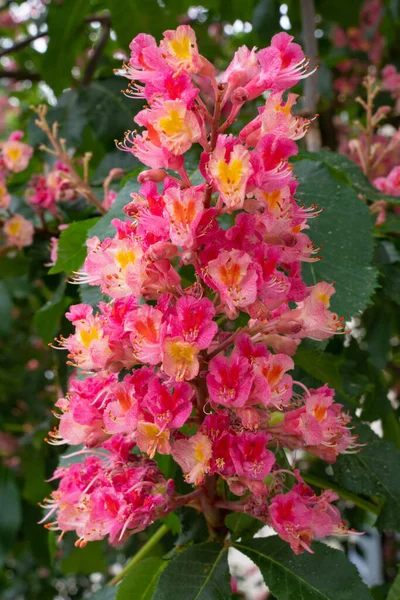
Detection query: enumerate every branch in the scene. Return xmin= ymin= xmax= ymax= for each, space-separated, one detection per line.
xmin=84 ymin=13 xmax=111 ymax=25
xmin=107 ymin=524 xmax=169 ymax=586
xmin=300 ymin=0 xmax=321 ymax=151
xmin=32 ymin=104 xmax=106 ymax=214
xmin=81 ymin=18 xmax=111 ymax=85
xmin=0 ymin=32 xmax=47 ymax=58
xmin=0 ymin=69 xmax=41 ymax=81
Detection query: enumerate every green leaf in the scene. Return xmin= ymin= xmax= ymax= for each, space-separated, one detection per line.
xmin=116 ymin=557 xmax=167 ymax=600
xmin=89 ymin=589 xmax=117 ymax=600
xmin=388 ymin=567 xmax=400 ymax=600
xmin=89 ymin=176 xmax=141 ymax=241
xmin=0 ymin=255 xmax=29 ymax=279
xmin=41 ymin=0 xmax=89 ymax=95
xmin=153 ymin=542 xmax=230 ymax=600
xmin=225 ymin=512 xmax=264 ymax=541
xmin=79 ymin=284 xmax=111 ymax=308
xmin=61 ymin=540 xmax=106 ymax=575
xmin=0 ymin=282 xmax=12 ymax=337
xmin=22 ymin=451 xmax=52 ymax=505
xmin=76 ymin=79 xmax=140 ymax=148
xmin=29 ymin=79 xmax=139 ymax=156
xmin=0 ymin=466 xmax=22 ymax=567
xmin=296 ymin=150 xmax=400 ymax=206
xmin=49 ymin=218 xmax=99 ymax=275
xmin=252 ymin=0 xmax=281 ymax=42
xmin=234 ymin=537 xmax=372 ymax=600
xmin=294 ymin=158 xmax=377 ymax=320
xmin=294 ymin=348 xmax=344 ymax=394
xmin=333 ymin=424 xmax=400 ymax=531
xmin=34 ymin=280 xmax=67 ymax=343
xmin=109 ymin=0 xmax=195 ymax=49
xmin=175 ymin=507 xmax=209 ymax=547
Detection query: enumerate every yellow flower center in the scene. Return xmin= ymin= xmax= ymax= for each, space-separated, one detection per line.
xmin=316 ymin=292 xmax=330 ymax=306
xmin=277 ymin=102 xmax=291 ymax=116
xmin=6 ymin=146 xmax=21 ymax=162
xmin=169 ymin=36 xmax=192 ymax=61
xmin=168 ymin=341 xmax=196 ymax=363
xmin=79 ymin=326 xmax=100 ymax=347
xmin=115 ymin=249 xmax=137 ymax=269
xmin=7 ymin=220 xmax=21 ymax=236
xmin=159 ymin=109 xmax=185 ymax=137
xmin=217 ymin=159 xmax=243 ymax=190
xmin=194 ymin=441 xmax=207 ymax=463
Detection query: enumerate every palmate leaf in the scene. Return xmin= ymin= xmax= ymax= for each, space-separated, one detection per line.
xmin=89 ymin=175 xmax=142 ymax=241
xmin=234 ymin=537 xmax=372 ymax=600
xmin=294 ymin=158 xmax=378 ymax=320
xmin=333 ymin=424 xmax=400 ymax=532
xmin=48 ymin=218 xmax=99 ymax=275
xmin=152 ymin=542 xmax=231 ymax=600
xmin=225 ymin=512 xmax=265 ymax=541
xmin=296 ymin=150 xmax=400 ymax=205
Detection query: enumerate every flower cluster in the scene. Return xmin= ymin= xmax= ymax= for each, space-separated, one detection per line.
xmin=41 ymin=436 xmax=174 ymax=547
xmin=382 ymin=64 xmax=400 ymax=114
xmin=374 ymin=165 xmax=400 ymax=196
xmin=0 ymin=130 xmax=34 ymax=249
xmin=44 ymin=26 xmax=358 ymax=553
xmin=332 ymin=0 xmax=384 ymax=99
xmin=26 ymin=160 xmax=76 ymax=215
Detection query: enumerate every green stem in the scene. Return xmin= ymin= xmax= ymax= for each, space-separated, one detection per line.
xmin=302 ymin=473 xmax=380 ymax=515
xmin=107 ymin=524 xmax=169 ymax=586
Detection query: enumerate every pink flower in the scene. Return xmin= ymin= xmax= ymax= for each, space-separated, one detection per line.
xmin=207 ymin=249 xmax=258 ymax=318
xmin=231 ymin=431 xmax=275 ymax=480
xmin=1 ymin=131 xmax=33 ymax=172
xmin=160 ymin=25 xmax=201 ymax=74
xmin=3 ymin=214 xmax=34 ymax=248
xmin=207 ymin=136 xmax=252 ymax=210
xmin=172 ymin=431 xmax=212 ymax=484
xmin=81 ymin=228 xmax=146 ymax=299
xmin=125 ymin=304 xmax=163 ymax=365
xmin=164 ymin=296 xmax=217 ymax=349
xmin=240 ymin=93 xmax=309 ymax=146
xmin=269 ymin=484 xmax=343 ymax=554
xmin=144 ymin=100 xmax=202 ymax=156
xmin=0 ymin=177 xmax=11 ymax=210
xmin=282 ymin=385 xmax=358 ymax=462
xmin=162 ymin=336 xmax=200 ymax=381
xmin=207 ymin=354 xmax=254 ymax=408
xmin=250 ymin=134 xmax=298 ymax=192
xmin=373 ymin=165 xmax=400 ymax=196
xmin=61 ymin=304 xmax=112 ymax=371
xmin=221 ymin=46 xmax=260 ymax=90
xmin=163 ymin=184 xmax=204 ymax=249
xmin=142 ymin=377 xmax=193 ymax=430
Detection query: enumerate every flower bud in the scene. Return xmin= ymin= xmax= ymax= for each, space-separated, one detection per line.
xmin=231 ymin=87 xmax=249 ymax=105
xmin=138 ymin=169 xmax=167 ymax=184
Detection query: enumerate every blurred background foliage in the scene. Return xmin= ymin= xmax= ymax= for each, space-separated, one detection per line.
xmin=1 ymin=0 xmax=400 ymax=599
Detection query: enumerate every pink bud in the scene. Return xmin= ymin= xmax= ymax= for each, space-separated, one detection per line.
xmin=138 ymin=169 xmax=167 ymax=183
xmin=231 ymin=87 xmax=249 ymax=104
